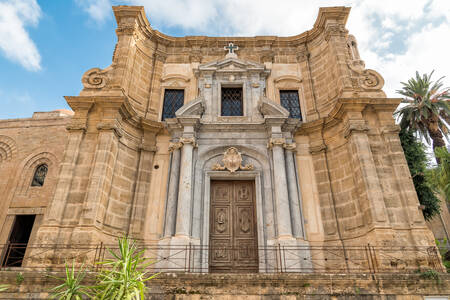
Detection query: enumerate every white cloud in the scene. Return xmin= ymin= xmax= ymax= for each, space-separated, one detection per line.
xmin=0 ymin=0 xmax=42 ymax=71
xmin=76 ymin=0 xmax=113 ymax=24
xmin=79 ymin=0 xmax=450 ymax=97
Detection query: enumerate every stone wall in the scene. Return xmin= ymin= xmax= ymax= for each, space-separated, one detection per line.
xmin=0 ymin=111 xmax=71 ymax=246
xmin=0 ymin=271 xmax=449 ymax=299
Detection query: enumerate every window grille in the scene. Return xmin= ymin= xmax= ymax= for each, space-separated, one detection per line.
xmin=221 ymin=87 xmax=243 ymax=116
xmin=31 ymin=164 xmax=48 ymax=187
xmin=162 ymin=89 xmax=184 ymax=120
xmin=280 ymin=90 xmax=302 ymax=120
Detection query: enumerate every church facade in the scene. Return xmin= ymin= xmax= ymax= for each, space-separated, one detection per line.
xmin=0 ymin=6 xmax=439 ymax=273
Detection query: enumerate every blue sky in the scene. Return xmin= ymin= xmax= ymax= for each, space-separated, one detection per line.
xmin=0 ymin=0 xmax=449 ymax=119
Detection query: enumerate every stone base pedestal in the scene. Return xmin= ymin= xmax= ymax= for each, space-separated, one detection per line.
xmin=156 ymin=236 xmax=201 ymax=272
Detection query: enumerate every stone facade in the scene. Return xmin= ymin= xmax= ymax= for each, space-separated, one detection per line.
xmin=0 ymin=5 xmax=440 ymax=275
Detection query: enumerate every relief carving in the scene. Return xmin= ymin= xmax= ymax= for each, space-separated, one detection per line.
xmin=239 ymin=209 xmax=251 ymax=233
xmin=212 ymin=147 xmax=254 ymax=173
xmin=216 ymin=209 xmax=227 ymax=233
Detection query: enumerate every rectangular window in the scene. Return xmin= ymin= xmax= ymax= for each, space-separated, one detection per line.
xmin=221 ymin=87 xmax=243 ymax=116
xmin=2 ymin=215 xmax=36 ymax=267
xmin=162 ymin=89 xmax=184 ymax=120
xmin=280 ymin=90 xmax=302 ymax=120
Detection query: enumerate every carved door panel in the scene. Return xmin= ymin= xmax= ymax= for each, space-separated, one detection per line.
xmin=210 ymin=180 xmax=258 ymax=273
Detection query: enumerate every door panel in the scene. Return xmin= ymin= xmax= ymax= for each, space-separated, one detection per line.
xmin=210 ymin=180 xmax=258 ymax=273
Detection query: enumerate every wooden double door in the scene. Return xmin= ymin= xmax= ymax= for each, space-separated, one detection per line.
xmin=209 ymin=180 xmax=258 ymax=273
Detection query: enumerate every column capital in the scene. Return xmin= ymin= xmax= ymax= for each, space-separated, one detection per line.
xmin=168 ymin=142 xmax=183 ymax=152
xmin=283 ymin=142 xmax=297 ymax=151
xmin=267 ymin=137 xmax=286 ymax=149
xmin=179 ymin=137 xmax=197 ymax=147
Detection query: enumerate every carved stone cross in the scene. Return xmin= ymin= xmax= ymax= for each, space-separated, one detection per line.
xmin=224 ymin=42 xmax=239 ymax=54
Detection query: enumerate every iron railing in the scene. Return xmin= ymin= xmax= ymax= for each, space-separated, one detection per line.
xmin=0 ymin=242 xmax=446 ymax=274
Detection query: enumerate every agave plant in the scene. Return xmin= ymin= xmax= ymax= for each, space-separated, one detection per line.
xmin=0 ymin=284 xmax=9 ymax=292
xmin=49 ymin=261 xmax=91 ymax=300
xmin=93 ymin=237 xmax=157 ymax=300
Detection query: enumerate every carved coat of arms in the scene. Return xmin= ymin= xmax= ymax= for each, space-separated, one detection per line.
xmin=212 ymin=147 xmax=254 ymax=173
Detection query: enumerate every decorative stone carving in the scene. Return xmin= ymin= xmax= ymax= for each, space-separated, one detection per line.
xmin=179 ymin=137 xmax=197 ymax=147
xmin=258 ymin=98 xmax=290 ymax=118
xmin=324 ymin=23 xmax=348 ymax=41
xmin=283 ymin=142 xmax=297 ymax=151
xmin=168 ymin=142 xmax=183 ymax=152
xmin=360 ymin=69 xmax=384 ymax=90
xmin=212 ymin=147 xmax=254 ymax=173
xmin=347 ymin=52 xmax=384 ymax=91
xmin=81 ymin=67 xmax=110 ymax=89
xmin=267 ymin=138 xmax=286 ymax=149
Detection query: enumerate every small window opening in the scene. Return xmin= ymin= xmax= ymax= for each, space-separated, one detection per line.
xmin=2 ymin=215 xmax=36 ymax=267
xmin=280 ymin=90 xmax=302 ymax=120
xmin=162 ymin=89 xmax=185 ymax=120
xmin=31 ymin=164 xmax=48 ymax=187
xmin=221 ymin=87 xmax=243 ymax=116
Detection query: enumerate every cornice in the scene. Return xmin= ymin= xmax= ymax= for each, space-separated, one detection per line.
xmin=296 ymin=97 xmax=401 ymax=134
xmin=112 ymin=5 xmax=351 ymax=48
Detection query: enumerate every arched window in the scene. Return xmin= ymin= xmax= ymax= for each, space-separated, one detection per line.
xmin=31 ymin=164 xmax=48 ymax=187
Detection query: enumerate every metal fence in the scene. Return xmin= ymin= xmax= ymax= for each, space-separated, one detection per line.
xmin=0 ymin=242 xmax=446 ymax=274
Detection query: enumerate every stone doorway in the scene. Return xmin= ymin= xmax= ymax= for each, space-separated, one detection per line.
xmin=209 ymin=180 xmax=258 ymax=273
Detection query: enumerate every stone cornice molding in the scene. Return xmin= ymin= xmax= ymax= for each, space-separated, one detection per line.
xmin=343 ymin=120 xmax=369 ymax=139
xmin=112 ymin=5 xmax=351 ymax=49
xmin=160 ymin=74 xmax=190 ymax=83
xmin=296 ymin=97 xmax=401 ymax=135
xmin=274 ymin=75 xmax=302 ymax=84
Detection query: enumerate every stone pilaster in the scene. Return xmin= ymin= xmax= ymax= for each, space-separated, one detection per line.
xmin=344 ymin=111 xmax=389 ymax=227
xmin=163 ymin=141 xmax=182 ymax=237
xmin=284 ymin=142 xmax=305 ymax=239
xmin=175 ymin=136 xmax=196 ymax=237
xmin=36 ymin=98 xmax=93 ymax=244
xmin=71 ymin=98 xmax=125 ymax=244
xmin=128 ymin=127 xmax=159 ymax=239
xmin=268 ymin=137 xmax=293 ymax=238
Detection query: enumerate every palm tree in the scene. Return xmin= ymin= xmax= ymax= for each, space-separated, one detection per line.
xmin=395 ymin=71 xmax=450 ymax=163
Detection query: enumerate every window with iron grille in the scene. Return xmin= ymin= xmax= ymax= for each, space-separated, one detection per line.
xmin=31 ymin=164 xmax=48 ymax=187
xmin=162 ymin=89 xmax=184 ymax=120
xmin=221 ymin=87 xmax=243 ymax=116
xmin=280 ymin=90 xmax=302 ymax=120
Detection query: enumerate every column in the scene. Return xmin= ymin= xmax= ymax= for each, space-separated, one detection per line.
xmin=163 ymin=141 xmax=182 ymax=237
xmin=269 ymin=137 xmax=293 ymax=238
xmin=175 ymin=137 xmax=195 ymax=237
xmin=284 ymin=143 xmax=305 ymax=238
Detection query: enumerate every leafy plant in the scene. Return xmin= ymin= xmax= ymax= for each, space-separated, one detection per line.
xmin=0 ymin=284 xmax=9 ymax=292
xmin=394 ymin=71 xmax=450 ymax=164
xmin=427 ymin=147 xmax=450 ymax=203
xmin=93 ymin=236 xmax=158 ymax=299
xmin=15 ymin=272 xmax=24 ymax=285
xmin=49 ymin=261 xmax=91 ymax=300
xmin=399 ymin=128 xmax=441 ymax=220
xmin=436 ymin=239 xmax=450 ymax=273
xmin=418 ymin=269 xmax=441 ymax=284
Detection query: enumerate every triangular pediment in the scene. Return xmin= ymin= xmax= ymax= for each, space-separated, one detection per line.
xmin=197 ymin=57 xmax=266 ymax=73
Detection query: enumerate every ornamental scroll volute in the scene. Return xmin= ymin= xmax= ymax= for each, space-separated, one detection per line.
xmin=212 ymin=147 xmax=254 ymax=173
xmin=346 ymin=34 xmax=385 ymax=91
xmin=81 ymin=66 xmax=112 ymax=89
